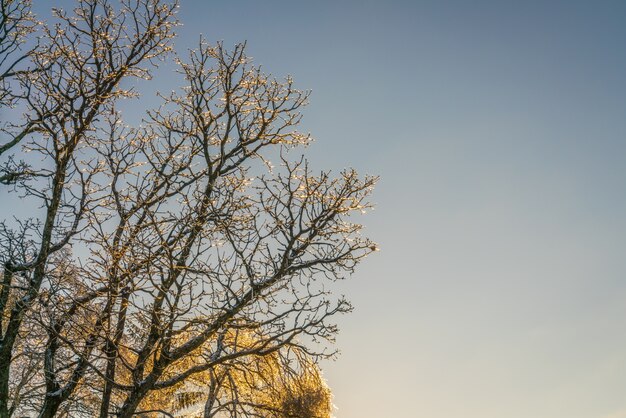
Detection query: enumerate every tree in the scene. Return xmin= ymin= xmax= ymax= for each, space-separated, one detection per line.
xmin=138 ymin=329 xmax=332 ymax=417
xmin=0 ymin=1 xmax=376 ymax=417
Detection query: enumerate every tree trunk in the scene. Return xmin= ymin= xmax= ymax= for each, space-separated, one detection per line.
xmin=37 ymin=395 xmax=63 ymax=418
xmin=117 ymin=387 xmax=149 ymax=418
xmin=0 ymin=361 xmax=10 ymax=418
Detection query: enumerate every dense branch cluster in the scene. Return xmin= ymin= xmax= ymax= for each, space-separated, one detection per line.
xmin=0 ymin=1 xmax=375 ymax=417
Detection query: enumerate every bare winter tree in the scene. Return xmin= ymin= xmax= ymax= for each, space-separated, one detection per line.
xmin=0 ymin=1 xmax=376 ymax=417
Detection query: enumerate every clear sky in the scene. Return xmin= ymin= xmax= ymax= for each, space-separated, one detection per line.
xmin=34 ymin=1 xmax=626 ymax=417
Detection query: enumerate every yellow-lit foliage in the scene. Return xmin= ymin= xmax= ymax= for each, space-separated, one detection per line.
xmin=130 ymin=328 xmax=332 ymax=418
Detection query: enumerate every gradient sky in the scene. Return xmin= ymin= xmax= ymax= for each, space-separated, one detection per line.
xmin=33 ymin=1 xmax=626 ymax=417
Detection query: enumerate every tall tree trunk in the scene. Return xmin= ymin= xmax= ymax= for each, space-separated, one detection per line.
xmin=117 ymin=385 xmax=150 ymax=418
xmin=99 ymin=290 xmax=129 ymax=418
xmin=0 ymin=360 xmax=10 ymax=418
xmin=204 ymin=371 xmax=223 ymax=418
xmin=37 ymin=395 xmax=63 ymax=418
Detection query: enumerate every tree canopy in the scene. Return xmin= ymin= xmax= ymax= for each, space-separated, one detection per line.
xmin=0 ymin=1 xmax=376 ymax=417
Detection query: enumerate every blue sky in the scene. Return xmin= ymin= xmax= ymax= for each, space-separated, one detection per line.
xmin=33 ymin=1 xmax=626 ymax=416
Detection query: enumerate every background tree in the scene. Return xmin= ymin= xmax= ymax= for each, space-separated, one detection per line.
xmin=0 ymin=1 xmax=376 ymax=417
xmin=137 ymin=329 xmax=332 ymax=417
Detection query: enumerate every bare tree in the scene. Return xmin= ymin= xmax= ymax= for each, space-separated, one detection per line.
xmin=0 ymin=0 xmax=35 ymax=121
xmin=0 ymin=0 xmax=177 ymax=416
xmin=0 ymin=2 xmax=376 ymax=418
